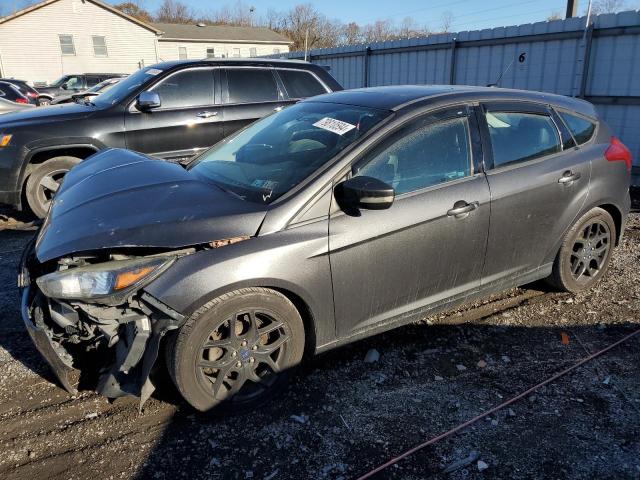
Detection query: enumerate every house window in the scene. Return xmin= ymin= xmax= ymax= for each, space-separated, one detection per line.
xmin=273 ymin=48 xmax=281 ymax=54
xmin=59 ymin=35 xmax=76 ymax=55
xmin=92 ymin=36 xmax=107 ymax=56
xmin=179 ymin=46 xmax=187 ymax=60
xmin=249 ymin=47 xmax=257 ymax=57
xmin=206 ymin=47 xmax=215 ymax=58
xmin=233 ymin=48 xmax=241 ymax=58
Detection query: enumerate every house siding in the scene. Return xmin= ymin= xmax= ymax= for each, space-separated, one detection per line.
xmin=0 ymin=0 xmax=158 ymax=84
xmin=157 ymin=41 xmax=289 ymax=61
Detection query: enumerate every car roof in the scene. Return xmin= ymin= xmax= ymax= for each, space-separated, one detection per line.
xmin=149 ymin=58 xmax=324 ymax=71
xmin=304 ymin=85 xmax=597 ymax=118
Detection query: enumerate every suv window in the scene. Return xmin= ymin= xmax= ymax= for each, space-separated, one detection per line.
xmin=277 ymin=69 xmax=327 ymax=99
xmin=226 ymin=68 xmax=279 ymax=104
xmin=486 ymin=112 xmax=561 ymax=167
xmin=558 ymin=111 xmax=596 ymax=145
xmin=85 ymin=76 xmax=102 ymax=87
xmin=151 ymin=68 xmax=214 ymax=109
xmin=64 ymin=76 xmax=85 ymax=89
xmin=355 ymin=115 xmax=473 ymax=195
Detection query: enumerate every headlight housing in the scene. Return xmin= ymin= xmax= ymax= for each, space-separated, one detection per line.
xmin=36 ymin=256 xmax=174 ymax=301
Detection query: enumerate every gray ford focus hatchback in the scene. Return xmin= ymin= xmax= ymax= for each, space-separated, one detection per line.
xmin=20 ymin=86 xmax=632 ymax=412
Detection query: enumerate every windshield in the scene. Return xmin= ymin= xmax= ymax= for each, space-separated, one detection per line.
xmin=49 ymin=75 xmax=70 ymax=87
xmin=89 ymin=79 xmax=119 ymax=93
xmin=93 ymin=68 xmax=159 ymax=107
xmin=189 ymin=102 xmax=389 ymax=204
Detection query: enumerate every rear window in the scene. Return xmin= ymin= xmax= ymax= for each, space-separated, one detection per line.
xmin=226 ymin=68 xmax=279 ymax=104
xmin=486 ymin=111 xmax=562 ymax=167
xmin=559 ymin=111 xmax=596 ymax=145
xmin=277 ymin=69 xmax=327 ymax=99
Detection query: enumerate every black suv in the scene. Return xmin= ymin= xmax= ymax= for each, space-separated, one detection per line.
xmin=0 ymin=59 xmax=342 ymax=217
xmin=36 ymin=73 xmax=128 ymax=105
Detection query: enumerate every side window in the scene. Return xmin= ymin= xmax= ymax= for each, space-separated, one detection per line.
xmin=151 ymin=69 xmax=214 ymax=109
xmin=59 ymin=34 xmax=75 ymax=55
xmin=559 ymin=111 xmax=596 ymax=145
xmin=65 ymin=76 xmax=83 ymax=89
xmin=178 ymin=46 xmax=187 ymax=60
xmin=206 ymin=47 xmax=215 ymax=59
xmin=226 ymin=69 xmax=279 ymax=104
xmin=355 ymin=114 xmax=473 ymax=195
xmin=86 ymin=76 xmax=101 ymax=87
xmin=486 ymin=111 xmax=561 ymax=168
xmin=277 ymin=69 xmax=327 ymax=99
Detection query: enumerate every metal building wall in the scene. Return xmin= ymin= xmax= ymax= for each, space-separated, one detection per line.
xmin=267 ymin=11 xmax=640 ymax=168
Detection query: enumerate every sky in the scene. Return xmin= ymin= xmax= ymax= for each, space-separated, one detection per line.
xmin=100 ymin=0 xmax=604 ymax=31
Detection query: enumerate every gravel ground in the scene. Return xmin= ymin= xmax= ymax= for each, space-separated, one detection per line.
xmin=0 ymin=206 xmax=638 ymax=480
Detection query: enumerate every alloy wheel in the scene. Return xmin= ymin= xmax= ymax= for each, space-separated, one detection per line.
xmin=196 ymin=309 xmax=290 ymax=403
xmin=569 ymin=220 xmax=611 ymax=283
xmin=34 ymin=168 xmax=67 ymax=213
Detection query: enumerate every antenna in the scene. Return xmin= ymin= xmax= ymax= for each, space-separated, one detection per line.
xmin=487 ymin=58 xmax=515 ymax=88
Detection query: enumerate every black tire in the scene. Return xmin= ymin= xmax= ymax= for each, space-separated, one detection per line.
xmin=25 ymin=156 xmax=81 ymax=218
xmin=546 ymin=207 xmax=616 ymax=293
xmin=166 ymin=288 xmax=305 ymax=412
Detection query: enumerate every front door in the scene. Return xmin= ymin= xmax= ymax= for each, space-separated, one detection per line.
xmin=329 ymin=106 xmax=491 ymax=337
xmin=124 ymin=67 xmax=223 ymax=161
xmin=478 ymin=102 xmax=592 ymax=285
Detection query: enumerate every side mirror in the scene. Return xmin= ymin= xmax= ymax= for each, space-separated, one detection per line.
xmin=336 ymin=176 xmax=395 ymax=211
xmin=136 ymin=91 xmax=161 ymax=111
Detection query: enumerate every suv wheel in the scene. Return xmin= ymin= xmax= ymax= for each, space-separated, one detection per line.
xmin=166 ymin=288 xmax=305 ymax=412
xmin=38 ymin=97 xmax=51 ymax=106
xmin=546 ymin=207 xmax=616 ymax=293
xmin=25 ymin=156 xmax=80 ymax=218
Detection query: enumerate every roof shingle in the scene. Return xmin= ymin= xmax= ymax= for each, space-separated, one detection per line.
xmin=153 ymin=23 xmax=291 ymax=44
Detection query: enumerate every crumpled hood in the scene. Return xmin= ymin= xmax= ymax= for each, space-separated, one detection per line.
xmin=35 ymin=148 xmax=267 ymax=262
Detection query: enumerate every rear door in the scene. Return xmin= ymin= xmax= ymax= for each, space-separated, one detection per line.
xmin=329 ymin=105 xmax=491 ymax=337
xmin=479 ymin=102 xmax=592 ymax=285
xmin=124 ymin=67 xmax=223 ymax=161
xmin=221 ymin=67 xmax=287 ymax=136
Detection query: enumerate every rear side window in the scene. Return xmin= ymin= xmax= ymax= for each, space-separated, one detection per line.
xmin=486 ymin=112 xmax=561 ymax=167
xmin=559 ymin=111 xmax=596 ymax=145
xmin=277 ymin=69 xmax=327 ymax=99
xmin=226 ymin=69 xmax=279 ymax=104
xmin=151 ymin=69 xmax=214 ymax=109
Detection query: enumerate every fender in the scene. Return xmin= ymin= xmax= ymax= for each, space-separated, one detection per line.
xmin=17 ymin=138 xmax=105 ymax=192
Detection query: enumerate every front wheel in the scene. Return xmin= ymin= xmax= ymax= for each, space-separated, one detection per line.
xmin=546 ymin=207 xmax=616 ymax=293
xmin=166 ymin=288 xmax=305 ymax=412
xmin=25 ymin=156 xmax=81 ymax=218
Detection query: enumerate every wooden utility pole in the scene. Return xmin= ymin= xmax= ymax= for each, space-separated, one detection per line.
xmin=566 ymin=0 xmax=578 ymax=18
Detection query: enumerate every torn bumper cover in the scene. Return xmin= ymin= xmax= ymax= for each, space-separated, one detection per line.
xmin=19 ymin=264 xmax=185 ymax=404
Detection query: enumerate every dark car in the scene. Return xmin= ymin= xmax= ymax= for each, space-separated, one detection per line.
xmin=19 ymin=85 xmax=631 ymax=412
xmin=36 ymin=73 xmax=128 ymax=105
xmin=0 ymin=81 xmax=31 ymax=105
xmin=0 ymin=78 xmax=40 ymax=105
xmin=0 ymin=59 xmax=342 ymax=217
xmin=50 ymin=77 xmax=123 ymax=105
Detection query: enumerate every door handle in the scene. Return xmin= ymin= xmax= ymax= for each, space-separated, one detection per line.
xmin=196 ymin=111 xmax=218 ymax=118
xmin=273 ymin=106 xmax=284 ymax=112
xmin=558 ymin=170 xmax=581 ymax=185
xmin=447 ymin=201 xmax=479 ymax=218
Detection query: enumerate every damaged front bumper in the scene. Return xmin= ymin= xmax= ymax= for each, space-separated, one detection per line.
xmin=19 ymin=248 xmax=186 ymax=406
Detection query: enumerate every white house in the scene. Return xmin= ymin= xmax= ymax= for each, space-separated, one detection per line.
xmin=0 ymin=0 xmax=292 ymax=85
xmin=153 ymin=23 xmax=292 ymax=61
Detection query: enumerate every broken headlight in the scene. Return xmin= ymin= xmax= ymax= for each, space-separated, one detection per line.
xmin=36 ymin=256 xmax=174 ymax=301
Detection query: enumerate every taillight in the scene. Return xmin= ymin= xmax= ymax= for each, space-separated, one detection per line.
xmin=15 ymin=97 xmax=28 ymax=104
xmin=604 ymin=136 xmax=632 ymax=172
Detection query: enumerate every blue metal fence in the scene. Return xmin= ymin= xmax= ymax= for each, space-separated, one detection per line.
xmin=267 ymin=11 xmax=640 ymax=171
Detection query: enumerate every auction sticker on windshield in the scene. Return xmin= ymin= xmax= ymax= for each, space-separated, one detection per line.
xmin=313 ymin=117 xmax=356 ymax=135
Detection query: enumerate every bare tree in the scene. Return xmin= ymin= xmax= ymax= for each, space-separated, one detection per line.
xmin=590 ymin=0 xmax=627 ymax=14
xmin=342 ymin=22 xmax=362 ymax=45
xmin=156 ymin=0 xmax=193 ymax=24
xmin=398 ymin=17 xmax=428 ymax=38
xmin=113 ymin=2 xmax=154 ymax=23
xmin=440 ymin=11 xmax=454 ymax=33
xmin=547 ymin=11 xmax=563 ymax=20
xmin=363 ymin=19 xmax=396 ymax=43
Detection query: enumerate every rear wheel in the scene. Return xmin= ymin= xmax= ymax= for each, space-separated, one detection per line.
xmin=25 ymin=156 xmax=81 ymax=218
xmin=546 ymin=207 xmax=616 ymax=293
xmin=167 ymin=288 xmax=305 ymax=412
xmin=38 ymin=97 xmax=51 ymax=106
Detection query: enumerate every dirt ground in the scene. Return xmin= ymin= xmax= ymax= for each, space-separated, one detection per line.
xmin=0 ymin=202 xmax=639 ymax=480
